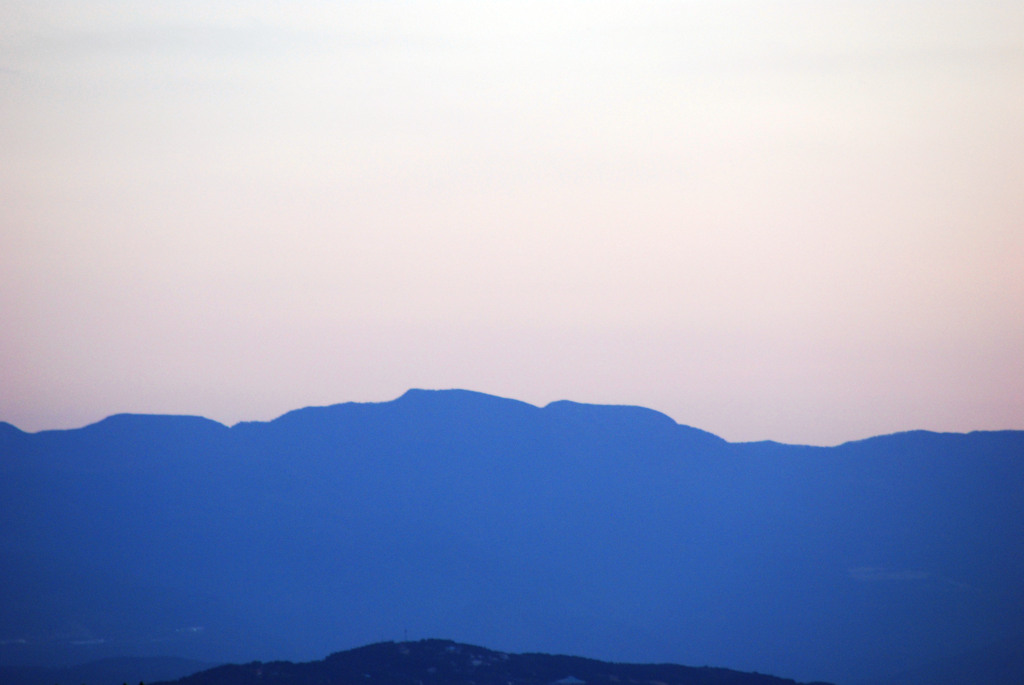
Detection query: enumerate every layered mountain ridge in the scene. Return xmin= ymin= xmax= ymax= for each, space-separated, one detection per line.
xmin=1 ymin=389 xmax=1022 ymax=685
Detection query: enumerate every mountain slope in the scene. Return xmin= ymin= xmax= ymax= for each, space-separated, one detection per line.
xmin=1 ymin=389 xmax=1022 ymax=685
xmin=159 ymin=639 xmax=831 ymax=685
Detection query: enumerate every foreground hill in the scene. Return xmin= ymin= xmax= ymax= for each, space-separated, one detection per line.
xmin=158 ymin=639 xmax=831 ymax=685
xmin=2 ymin=390 xmax=1023 ymax=684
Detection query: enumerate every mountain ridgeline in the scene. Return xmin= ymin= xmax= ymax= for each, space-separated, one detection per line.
xmin=1 ymin=390 xmax=1022 ymax=685
xmin=158 ymin=639 xmax=831 ymax=685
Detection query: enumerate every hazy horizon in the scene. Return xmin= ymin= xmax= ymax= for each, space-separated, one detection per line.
xmin=3 ymin=1 xmax=1023 ymax=445
xmin=3 ymin=387 xmax=1022 ymax=448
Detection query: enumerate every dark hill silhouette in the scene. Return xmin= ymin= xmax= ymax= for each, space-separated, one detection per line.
xmin=1 ymin=390 xmax=1022 ymax=685
xmin=157 ymin=639 xmax=831 ymax=685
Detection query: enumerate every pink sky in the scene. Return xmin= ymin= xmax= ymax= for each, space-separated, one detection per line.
xmin=2 ymin=1 xmax=1023 ymax=444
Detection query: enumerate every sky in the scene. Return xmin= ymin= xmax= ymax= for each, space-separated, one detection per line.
xmin=2 ymin=0 xmax=1023 ymax=445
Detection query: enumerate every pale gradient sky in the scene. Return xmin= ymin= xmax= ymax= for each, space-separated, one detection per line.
xmin=2 ymin=1 xmax=1023 ymax=444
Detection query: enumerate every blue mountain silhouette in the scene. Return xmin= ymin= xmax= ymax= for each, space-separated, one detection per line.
xmin=1 ymin=390 xmax=1021 ymax=685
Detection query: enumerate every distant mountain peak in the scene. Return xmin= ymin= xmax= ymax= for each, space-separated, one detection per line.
xmin=3 ymin=391 xmax=1023 ymax=684
xmin=165 ymin=639 xmax=831 ymax=685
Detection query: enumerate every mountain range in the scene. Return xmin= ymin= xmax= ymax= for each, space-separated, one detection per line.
xmin=2 ymin=389 xmax=1022 ymax=685
xmin=156 ymin=638 xmax=831 ymax=685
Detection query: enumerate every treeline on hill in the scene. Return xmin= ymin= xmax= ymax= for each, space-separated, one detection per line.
xmin=158 ymin=640 xmax=833 ymax=685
